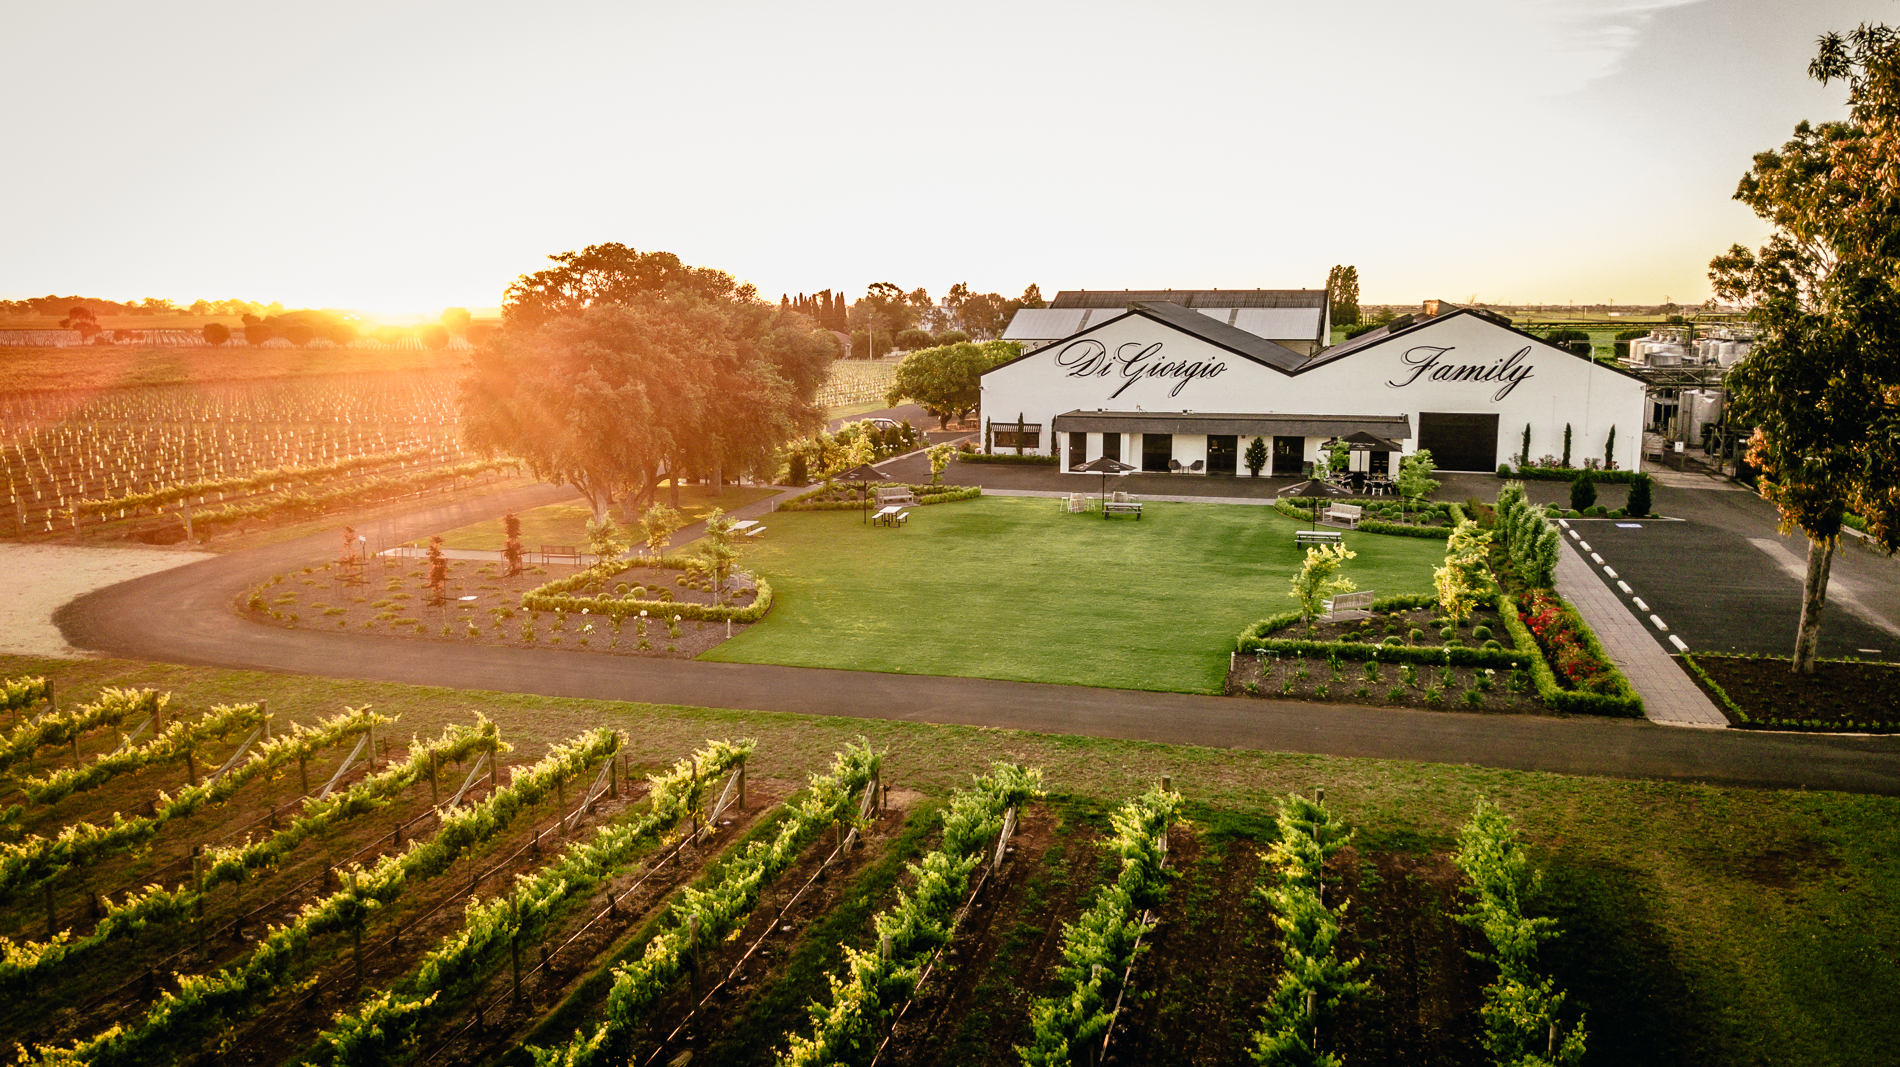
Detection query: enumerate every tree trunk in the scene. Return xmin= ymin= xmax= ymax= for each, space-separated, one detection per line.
xmin=1793 ymin=534 xmax=1835 ymax=674
xmin=712 ymin=457 xmax=723 ymax=497
xmin=669 ymin=459 xmax=682 ymax=508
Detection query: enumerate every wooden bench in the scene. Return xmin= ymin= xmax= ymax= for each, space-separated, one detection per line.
xmin=875 ymin=487 xmax=918 ymax=508
xmin=540 ymin=544 xmax=579 ymax=565
xmin=1103 ymin=501 xmax=1143 ymax=520
xmin=1322 ymin=590 xmax=1376 ymax=622
xmin=1294 ymin=529 xmax=1343 ymax=547
xmin=1321 ymin=503 xmax=1363 ymax=528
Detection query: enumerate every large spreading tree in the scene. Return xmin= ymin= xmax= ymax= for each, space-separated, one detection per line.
xmin=884 ymin=340 xmax=1020 ymax=428
xmin=1710 ymin=23 xmax=1900 ymax=672
xmin=462 ymin=246 xmax=835 ymax=518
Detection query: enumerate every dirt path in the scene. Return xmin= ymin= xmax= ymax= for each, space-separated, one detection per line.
xmin=0 ymin=543 xmax=212 ymax=657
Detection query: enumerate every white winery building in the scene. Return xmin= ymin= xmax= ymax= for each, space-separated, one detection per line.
xmin=980 ymin=293 xmax=1646 ymax=475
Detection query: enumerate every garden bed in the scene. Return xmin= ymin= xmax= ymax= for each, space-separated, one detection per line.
xmin=778 ymin=482 xmax=980 ymax=511
xmin=1681 ymin=653 xmax=1900 ymax=732
xmin=242 ymin=556 xmax=754 ymax=659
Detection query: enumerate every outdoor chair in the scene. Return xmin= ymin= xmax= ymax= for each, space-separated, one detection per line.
xmin=1168 ymin=459 xmax=1183 ymax=474
xmin=1112 ymin=491 xmax=1130 ymax=504
xmin=1067 ymin=493 xmax=1088 ymax=513
xmin=1189 ymin=460 xmax=1205 ymax=474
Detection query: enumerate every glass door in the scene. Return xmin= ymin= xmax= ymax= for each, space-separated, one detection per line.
xmin=1102 ymin=432 xmax=1121 ymax=462
xmin=1206 ymin=435 xmax=1237 ymax=475
xmin=1142 ymin=433 xmax=1173 ymax=472
xmin=1069 ymin=432 xmax=1086 ymax=470
xmin=1272 ymin=436 xmax=1305 ymax=475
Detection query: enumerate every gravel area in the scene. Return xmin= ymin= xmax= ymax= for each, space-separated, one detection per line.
xmin=0 ymin=544 xmax=213 ymax=658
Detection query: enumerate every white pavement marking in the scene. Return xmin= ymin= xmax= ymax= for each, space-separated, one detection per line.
xmin=1590 ymin=553 xmax=1604 ymax=564
xmin=1603 ymin=566 xmax=1618 ymax=579
xmin=1579 ymin=541 xmax=1591 ymax=551
xmin=0 ymin=544 xmax=213 ymax=658
xmin=1617 ymin=581 xmax=1633 ymax=594
xmin=1568 ymin=529 xmax=1580 ymax=539
xmin=1633 ymin=597 xmax=1649 ymax=611
xmin=1670 ymin=634 xmax=1689 ymax=652
xmin=1552 ymin=539 xmax=1727 ymax=727
xmin=1748 ymin=537 xmax=1900 ymax=639
xmin=1650 ymin=615 xmax=1668 ymax=631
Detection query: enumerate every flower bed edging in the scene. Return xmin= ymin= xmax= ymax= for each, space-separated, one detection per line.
xmin=1272 ymin=499 xmax=1465 ymax=538
xmin=1235 ymin=593 xmax=1531 ymax=670
xmin=778 ymin=483 xmax=981 ymax=511
xmin=520 ymin=555 xmax=773 ymax=624
xmin=1499 ymin=592 xmax=1643 ymax=717
xmin=1678 ymin=652 xmax=1900 ymax=733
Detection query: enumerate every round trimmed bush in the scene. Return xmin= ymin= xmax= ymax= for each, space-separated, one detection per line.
xmin=1408 ymin=627 xmax=1424 ymax=642
xmin=615 ymin=583 xmax=629 ymax=594
xmin=1482 ymin=639 xmax=1504 ymax=650
xmin=1610 ymin=508 xmax=1627 ymax=518
xmin=1564 ymin=509 xmax=1581 ymax=518
xmin=1472 ymin=625 xmax=1493 ymax=642
xmin=676 ymin=575 xmax=687 ymax=586
xmin=1383 ymin=635 xmax=1402 ymax=646
xmin=1439 ymin=626 xmax=1454 ymax=640
xmin=632 ymin=585 xmax=647 ymax=598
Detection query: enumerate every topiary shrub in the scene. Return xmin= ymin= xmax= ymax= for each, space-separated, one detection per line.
xmin=1472 ymin=625 xmax=1494 ymax=642
xmin=1383 ymin=635 xmax=1402 ymax=646
xmin=1626 ymin=474 xmax=1653 ymax=518
xmin=1408 ymin=627 xmax=1424 ymax=642
xmin=1497 ymin=463 xmax=1513 ymax=477
xmin=1564 ymin=509 xmax=1581 ymax=519
xmin=1482 ymin=639 xmax=1504 ymax=650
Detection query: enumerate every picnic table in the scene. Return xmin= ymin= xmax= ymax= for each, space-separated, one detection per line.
xmin=732 ymin=519 xmax=766 ymax=537
xmin=872 ymin=506 xmax=907 ymax=528
xmin=1103 ymin=501 xmax=1142 ymax=520
xmin=1294 ymin=529 xmax=1343 ymax=547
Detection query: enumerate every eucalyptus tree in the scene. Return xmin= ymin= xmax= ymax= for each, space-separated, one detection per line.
xmin=1710 ymin=22 xmax=1900 ymax=672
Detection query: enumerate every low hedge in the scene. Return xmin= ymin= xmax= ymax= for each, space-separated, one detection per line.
xmin=1274 ymin=498 xmax=1461 ymax=538
xmin=1501 ymin=466 xmax=1648 ymax=484
xmin=957 ymin=453 xmax=1058 ymax=465
xmin=1499 ymin=592 xmax=1644 ymax=717
xmin=520 ymin=555 xmax=773 ymax=624
xmin=1677 ymin=653 xmax=1747 ymax=725
xmin=1235 ymin=592 xmax=1530 ymax=668
xmin=1358 ymin=521 xmax=1453 ymax=539
xmin=778 ymin=483 xmax=981 ymax=511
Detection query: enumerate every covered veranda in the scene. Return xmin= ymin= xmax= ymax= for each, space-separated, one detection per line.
xmin=1048 ymin=410 xmax=1412 ymax=478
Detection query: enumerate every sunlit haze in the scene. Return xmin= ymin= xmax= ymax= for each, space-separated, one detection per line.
xmin=2 ymin=0 xmax=1885 ymax=313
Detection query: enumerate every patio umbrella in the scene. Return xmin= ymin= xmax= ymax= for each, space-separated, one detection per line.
xmin=832 ymin=464 xmax=888 ymax=524
xmin=1076 ymin=455 xmax=1137 ymax=507
xmin=1276 ymin=477 xmax=1351 ymax=529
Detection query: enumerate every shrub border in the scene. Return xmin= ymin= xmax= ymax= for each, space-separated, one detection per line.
xmin=778 ymin=483 xmax=981 ymax=511
xmin=1678 ymin=652 xmax=1900 ymax=733
xmin=1499 ymin=466 xmax=1648 ymax=484
xmin=520 ymin=556 xmax=773 ymax=624
xmin=1500 ymin=592 xmax=1644 ymax=717
xmin=956 ymin=453 xmax=1058 ymax=465
xmin=1235 ymin=593 xmax=1532 ymax=669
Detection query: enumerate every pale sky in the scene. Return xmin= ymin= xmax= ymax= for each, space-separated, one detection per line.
xmin=2 ymin=0 xmax=1886 ymax=315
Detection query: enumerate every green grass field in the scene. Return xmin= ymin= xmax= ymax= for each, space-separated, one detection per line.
xmin=701 ymin=495 xmax=1446 ymax=693
xmin=437 ymin=484 xmax=779 ymax=551
xmin=2 ymin=653 xmax=1893 ymax=1066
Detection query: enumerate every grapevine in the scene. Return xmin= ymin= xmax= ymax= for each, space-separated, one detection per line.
xmin=20 ymin=702 xmax=268 ymax=805
xmin=779 ymin=762 xmax=1043 ymax=1067
xmin=313 ymin=738 xmax=755 ymax=1066
xmin=28 ymin=727 xmax=620 ymax=1067
xmin=0 ymin=676 xmax=50 ymax=714
xmin=0 ymin=705 xmax=388 ymax=903
xmin=0 ymin=688 xmax=164 ymax=774
xmin=0 ymin=716 xmax=500 ymax=993
xmin=1016 ymin=785 xmax=1181 ymax=1067
xmin=529 ymin=739 xmax=884 ymax=1067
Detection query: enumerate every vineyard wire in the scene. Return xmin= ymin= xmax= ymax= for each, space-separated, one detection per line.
xmin=415 ymin=762 xmax=747 ymax=1066
xmin=864 ymin=805 xmax=1020 ymax=1067
xmin=638 ymin=775 xmax=880 ymax=1067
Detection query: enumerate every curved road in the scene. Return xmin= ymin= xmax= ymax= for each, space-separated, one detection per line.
xmin=57 ymin=486 xmax=1900 ymax=796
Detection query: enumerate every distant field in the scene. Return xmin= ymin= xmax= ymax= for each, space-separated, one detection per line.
xmin=0 ymin=344 xmax=469 ymax=394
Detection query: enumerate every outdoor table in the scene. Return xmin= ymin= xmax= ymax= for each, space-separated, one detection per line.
xmin=872 ymin=506 xmax=903 ymax=527
xmin=1294 ymin=529 xmax=1343 ymax=546
xmin=1103 ymin=501 xmax=1143 ymax=520
xmin=732 ymin=520 xmax=759 ymax=533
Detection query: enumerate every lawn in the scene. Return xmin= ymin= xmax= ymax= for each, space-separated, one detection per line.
xmin=700 ymin=495 xmax=1447 ymax=693
xmin=436 ymin=484 xmax=779 ymax=551
xmin=2 ymin=653 xmax=1894 ymax=1067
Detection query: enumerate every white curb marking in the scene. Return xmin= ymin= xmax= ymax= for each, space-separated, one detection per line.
xmin=1567 ymin=529 xmax=1580 ymax=539
xmin=1603 ymin=566 xmax=1617 ymax=579
xmin=1633 ymin=597 xmax=1649 ymax=611
xmin=1669 ymin=634 xmax=1689 ymax=652
xmin=1590 ymin=553 xmax=1604 ymax=564
xmin=1617 ymin=581 xmax=1633 ymax=594
xmin=1650 ymin=614 xmax=1669 ymax=631
xmin=1579 ymin=541 xmax=1592 ymax=552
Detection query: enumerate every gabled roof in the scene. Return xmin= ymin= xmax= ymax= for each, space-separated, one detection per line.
xmin=1051 ymin=289 xmax=1326 ymax=310
xmin=1126 ymin=300 xmax=1309 ymax=371
xmin=1306 ymin=308 xmax=1648 ymax=382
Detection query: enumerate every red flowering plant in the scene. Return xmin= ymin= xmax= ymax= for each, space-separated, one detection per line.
xmin=1520 ymin=591 xmax=1617 ymax=693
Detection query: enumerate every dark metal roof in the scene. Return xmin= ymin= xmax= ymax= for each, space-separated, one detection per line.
xmin=1051 ymin=410 xmax=1413 ymax=439
xmin=1051 ymin=289 xmax=1328 ymax=310
xmin=1126 ymin=300 xmax=1309 ymax=372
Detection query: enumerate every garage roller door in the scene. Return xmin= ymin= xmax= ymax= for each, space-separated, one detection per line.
xmin=1417 ymin=412 xmax=1500 ymax=472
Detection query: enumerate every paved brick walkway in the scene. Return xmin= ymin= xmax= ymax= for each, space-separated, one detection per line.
xmin=1553 ymin=529 xmax=1729 ymax=728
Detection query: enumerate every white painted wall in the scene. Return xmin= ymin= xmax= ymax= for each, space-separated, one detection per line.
xmin=980 ymin=310 xmax=1646 ymax=472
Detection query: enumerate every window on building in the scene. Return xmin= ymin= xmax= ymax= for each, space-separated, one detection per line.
xmin=993 ymin=430 xmax=1040 ymax=449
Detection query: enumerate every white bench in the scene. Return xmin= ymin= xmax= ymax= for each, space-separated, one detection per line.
xmin=876 ymin=487 xmax=918 ymax=508
xmin=1103 ymin=501 xmax=1143 ymax=520
xmin=1322 ymin=590 xmax=1376 ymax=622
xmin=1321 ymin=503 xmax=1363 ymax=528
xmin=1294 ymin=529 xmax=1343 ymax=547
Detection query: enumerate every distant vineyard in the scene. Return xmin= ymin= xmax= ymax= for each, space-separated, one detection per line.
xmin=0 ymin=371 xmax=486 ymax=537
xmin=816 ymin=359 xmax=901 ymax=410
